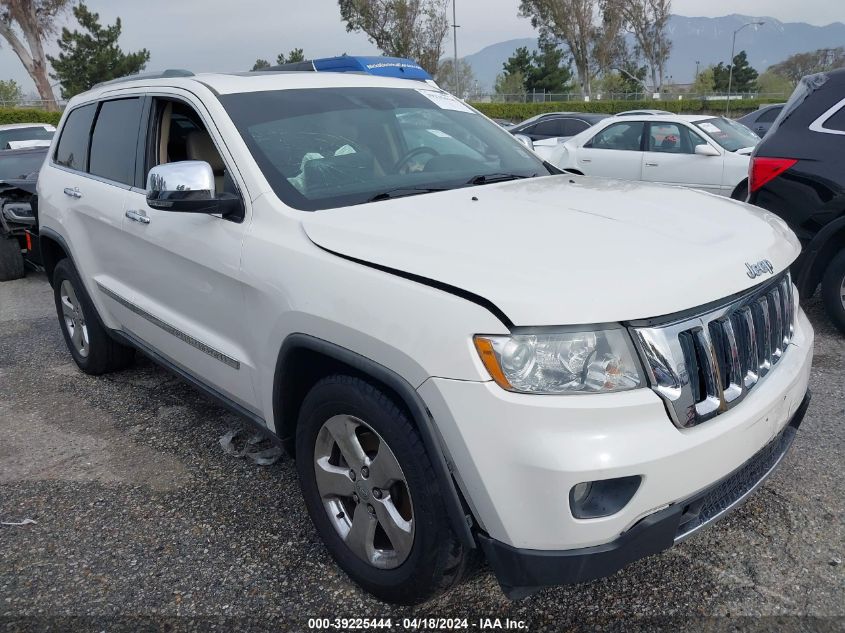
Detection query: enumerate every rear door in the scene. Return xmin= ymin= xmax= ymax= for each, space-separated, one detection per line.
xmin=574 ymin=120 xmax=645 ymax=180
xmin=41 ymin=98 xmax=142 ymax=329
xmin=641 ymin=121 xmax=724 ymax=194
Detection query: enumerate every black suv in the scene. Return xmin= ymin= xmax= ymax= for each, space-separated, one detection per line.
xmin=749 ymin=69 xmax=845 ymax=333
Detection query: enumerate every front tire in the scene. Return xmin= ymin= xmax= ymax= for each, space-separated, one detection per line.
xmin=296 ymin=375 xmax=473 ymax=604
xmin=821 ymin=250 xmax=845 ymax=335
xmin=0 ymin=236 xmax=24 ymax=281
xmin=52 ymin=258 xmax=135 ymax=374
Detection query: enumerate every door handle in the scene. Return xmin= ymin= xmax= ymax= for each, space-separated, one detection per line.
xmin=581 ymin=158 xmax=592 ymax=163
xmin=645 ymin=162 xmax=659 ymax=167
xmin=125 ymin=209 xmax=150 ymax=225
xmin=63 ymin=187 xmax=82 ymax=198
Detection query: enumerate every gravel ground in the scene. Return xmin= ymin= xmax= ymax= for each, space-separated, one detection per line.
xmin=0 ymin=272 xmax=843 ymax=633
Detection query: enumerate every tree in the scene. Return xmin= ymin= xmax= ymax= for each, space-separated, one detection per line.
xmin=48 ymin=3 xmax=150 ymax=99
xmin=0 ymin=0 xmax=74 ymax=109
xmin=494 ymin=70 xmax=526 ymax=100
xmin=0 ymin=78 xmax=23 ymax=103
xmin=435 ymin=58 xmax=475 ymax=97
xmin=713 ymin=50 xmax=758 ymax=94
xmin=337 ymin=0 xmax=449 ymax=75
xmin=756 ymin=69 xmax=794 ymax=96
xmin=767 ymin=47 xmax=845 ymax=84
xmin=526 ymin=38 xmax=573 ymax=94
xmin=690 ymin=65 xmax=715 ymax=95
xmin=276 ymin=48 xmax=305 ymax=65
xmin=518 ymin=0 xmax=621 ymax=97
xmin=502 ymin=46 xmax=532 ymax=81
xmin=498 ymin=40 xmax=573 ymax=96
xmin=610 ymin=0 xmax=671 ymax=91
xmin=251 ymin=58 xmax=270 ymax=71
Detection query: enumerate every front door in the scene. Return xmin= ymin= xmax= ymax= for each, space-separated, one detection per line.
xmin=575 ymin=120 xmax=645 ymax=180
xmin=117 ymin=93 xmax=257 ymax=411
xmin=640 ymin=121 xmax=724 ymax=195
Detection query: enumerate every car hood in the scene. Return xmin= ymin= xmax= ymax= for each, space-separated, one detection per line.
xmin=302 ymin=175 xmax=801 ymax=326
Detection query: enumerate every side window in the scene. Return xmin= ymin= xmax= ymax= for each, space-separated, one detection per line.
xmin=533 ymin=119 xmax=566 ymax=137
xmin=687 ymin=128 xmax=709 ymax=148
xmin=54 ymin=104 xmax=97 ymax=171
xmin=89 ymin=98 xmax=143 ymax=185
xmin=822 ymin=104 xmax=845 ymax=132
xmin=588 ymin=122 xmax=644 ymax=151
xmin=648 ymin=123 xmax=685 ymax=153
xmin=757 ymin=107 xmax=782 ymax=124
xmin=563 ymin=119 xmax=589 ymax=136
xmin=151 ymin=98 xmax=230 ymax=193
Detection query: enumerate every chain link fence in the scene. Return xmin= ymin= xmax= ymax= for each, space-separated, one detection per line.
xmin=471 ymin=91 xmax=791 ymax=103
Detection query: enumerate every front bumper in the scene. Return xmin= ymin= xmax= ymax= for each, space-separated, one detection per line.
xmin=477 ymin=391 xmax=810 ymax=598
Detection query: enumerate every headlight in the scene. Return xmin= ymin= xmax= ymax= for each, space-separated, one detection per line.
xmin=473 ymin=328 xmax=643 ymax=394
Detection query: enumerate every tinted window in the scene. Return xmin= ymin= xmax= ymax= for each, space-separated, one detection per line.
xmin=588 ymin=122 xmax=644 ymax=151
xmin=533 ymin=119 xmax=566 ymax=137
xmin=55 ymin=104 xmax=96 ymax=171
xmin=564 ymin=119 xmax=589 ymax=136
xmin=0 ymin=126 xmax=53 ymax=150
xmin=89 ymin=98 xmax=142 ymax=185
xmin=757 ymin=106 xmax=782 ymax=123
xmin=0 ymin=150 xmax=46 ymax=180
xmin=823 ymin=104 xmax=845 ymax=132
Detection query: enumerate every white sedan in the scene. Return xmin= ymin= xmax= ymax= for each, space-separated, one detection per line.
xmin=546 ymin=114 xmax=760 ymax=198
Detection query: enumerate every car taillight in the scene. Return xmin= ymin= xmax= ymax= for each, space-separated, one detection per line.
xmin=749 ymin=157 xmax=798 ymax=192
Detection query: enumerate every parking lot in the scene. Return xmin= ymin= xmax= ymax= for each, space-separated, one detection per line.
xmin=1 ymin=272 xmax=843 ymax=632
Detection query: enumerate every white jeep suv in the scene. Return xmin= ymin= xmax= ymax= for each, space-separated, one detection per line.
xmin=37 ymin=70 xmax=813 ymax=604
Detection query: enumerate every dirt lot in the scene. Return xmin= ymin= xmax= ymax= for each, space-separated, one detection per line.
xmin=1 ymin=272 xmax=843 ymax=632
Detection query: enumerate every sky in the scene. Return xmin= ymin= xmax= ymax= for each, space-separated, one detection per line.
xmin=1 ymin=0 xmax=844 ymax=95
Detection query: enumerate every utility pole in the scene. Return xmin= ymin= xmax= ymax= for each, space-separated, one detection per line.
xmin=452 ymin=0 xmax=460 ymax=97
xmin=726 ymin=21 xmax=764 ymax=117
xmin=695 ymin=61 xmax=700 ymax=80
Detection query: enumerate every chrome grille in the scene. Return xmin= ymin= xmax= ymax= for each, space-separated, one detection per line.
xmin=632 ymin=273 xmax=795 ymax=428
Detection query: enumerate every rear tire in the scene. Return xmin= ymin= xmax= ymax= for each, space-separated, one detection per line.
xmin=821 ymin=250 xmax=845 ymax=335
xmin=296 ymin=375 xmax=474 ymax=604
xmin=0 ymin=236 xmax=24 ymax=281
xmin=52 ymin=258 xmax=135 ymax=374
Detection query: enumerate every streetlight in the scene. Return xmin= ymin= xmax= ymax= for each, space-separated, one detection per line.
xmin=726 ymin=21 xmax=764 ymax=116
xmin=452 ymin=0 xmax=460 ymax=97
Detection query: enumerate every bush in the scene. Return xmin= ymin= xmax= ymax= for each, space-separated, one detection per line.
xmin=0 ymin=108 xmax=62 ymax=126
xmin=470 ymin=98 xmax=783 ymax=121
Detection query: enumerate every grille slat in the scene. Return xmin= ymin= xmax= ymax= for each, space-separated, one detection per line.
xmin=633 ymin=272 xmax=795 ymax=428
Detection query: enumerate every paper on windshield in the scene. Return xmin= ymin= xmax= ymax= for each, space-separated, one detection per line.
xmin=698 ymin=122 xmax=721 ymax=134
xmin=416 ymin=89 xmax=475 ymax=113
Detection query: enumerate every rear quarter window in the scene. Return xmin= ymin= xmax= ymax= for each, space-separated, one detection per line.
xmin=54 ymin=104 xmax=97 ymax=171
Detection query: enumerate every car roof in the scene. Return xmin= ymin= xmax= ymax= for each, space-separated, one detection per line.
xmin=0 ymin=146 xmax=49 ymax=157
xmin=616 ymin=109 xmax=673 ymax=116
xmin=70 ymin=70 xmax=437 ymax=106
xmin=0 ymin=123 xmax=55 ymax=131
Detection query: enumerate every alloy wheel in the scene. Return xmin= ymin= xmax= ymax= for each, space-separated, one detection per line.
xmin=313 ymin=414 xmax=414 ymax=569
xmin=60 ymin=280 xmax=89 ymax=358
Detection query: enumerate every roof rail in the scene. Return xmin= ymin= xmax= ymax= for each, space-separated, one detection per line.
xmin=93 ymin=69 xmax=194 ymax=89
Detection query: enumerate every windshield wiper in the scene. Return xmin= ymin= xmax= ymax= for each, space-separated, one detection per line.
xmin=466 ymin=172 xmax=536 ymax=185
xmin=367 ymin=186 xmax=449 ymax=202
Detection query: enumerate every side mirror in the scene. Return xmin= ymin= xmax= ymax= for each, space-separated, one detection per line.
xmin=513 ymin=134 xmax=534 ymax=151
xmin=146 ymin=160 xmax=241 ymax=218
xmin=694 ymin=144 xmax=720 ymax=157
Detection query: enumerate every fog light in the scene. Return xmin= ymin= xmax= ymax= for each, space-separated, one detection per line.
xmin=571 ymin=482 xmax=592 ymax=504
xmin=569 ymin=475 xmax=642 ymax=519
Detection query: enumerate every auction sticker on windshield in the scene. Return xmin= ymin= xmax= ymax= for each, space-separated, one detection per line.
xmin=416 ymin=89 xmax=475 ymax=113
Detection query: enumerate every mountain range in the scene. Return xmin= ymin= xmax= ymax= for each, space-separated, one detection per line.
xmin=463 ymin=14 xmax=845 ymax=91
